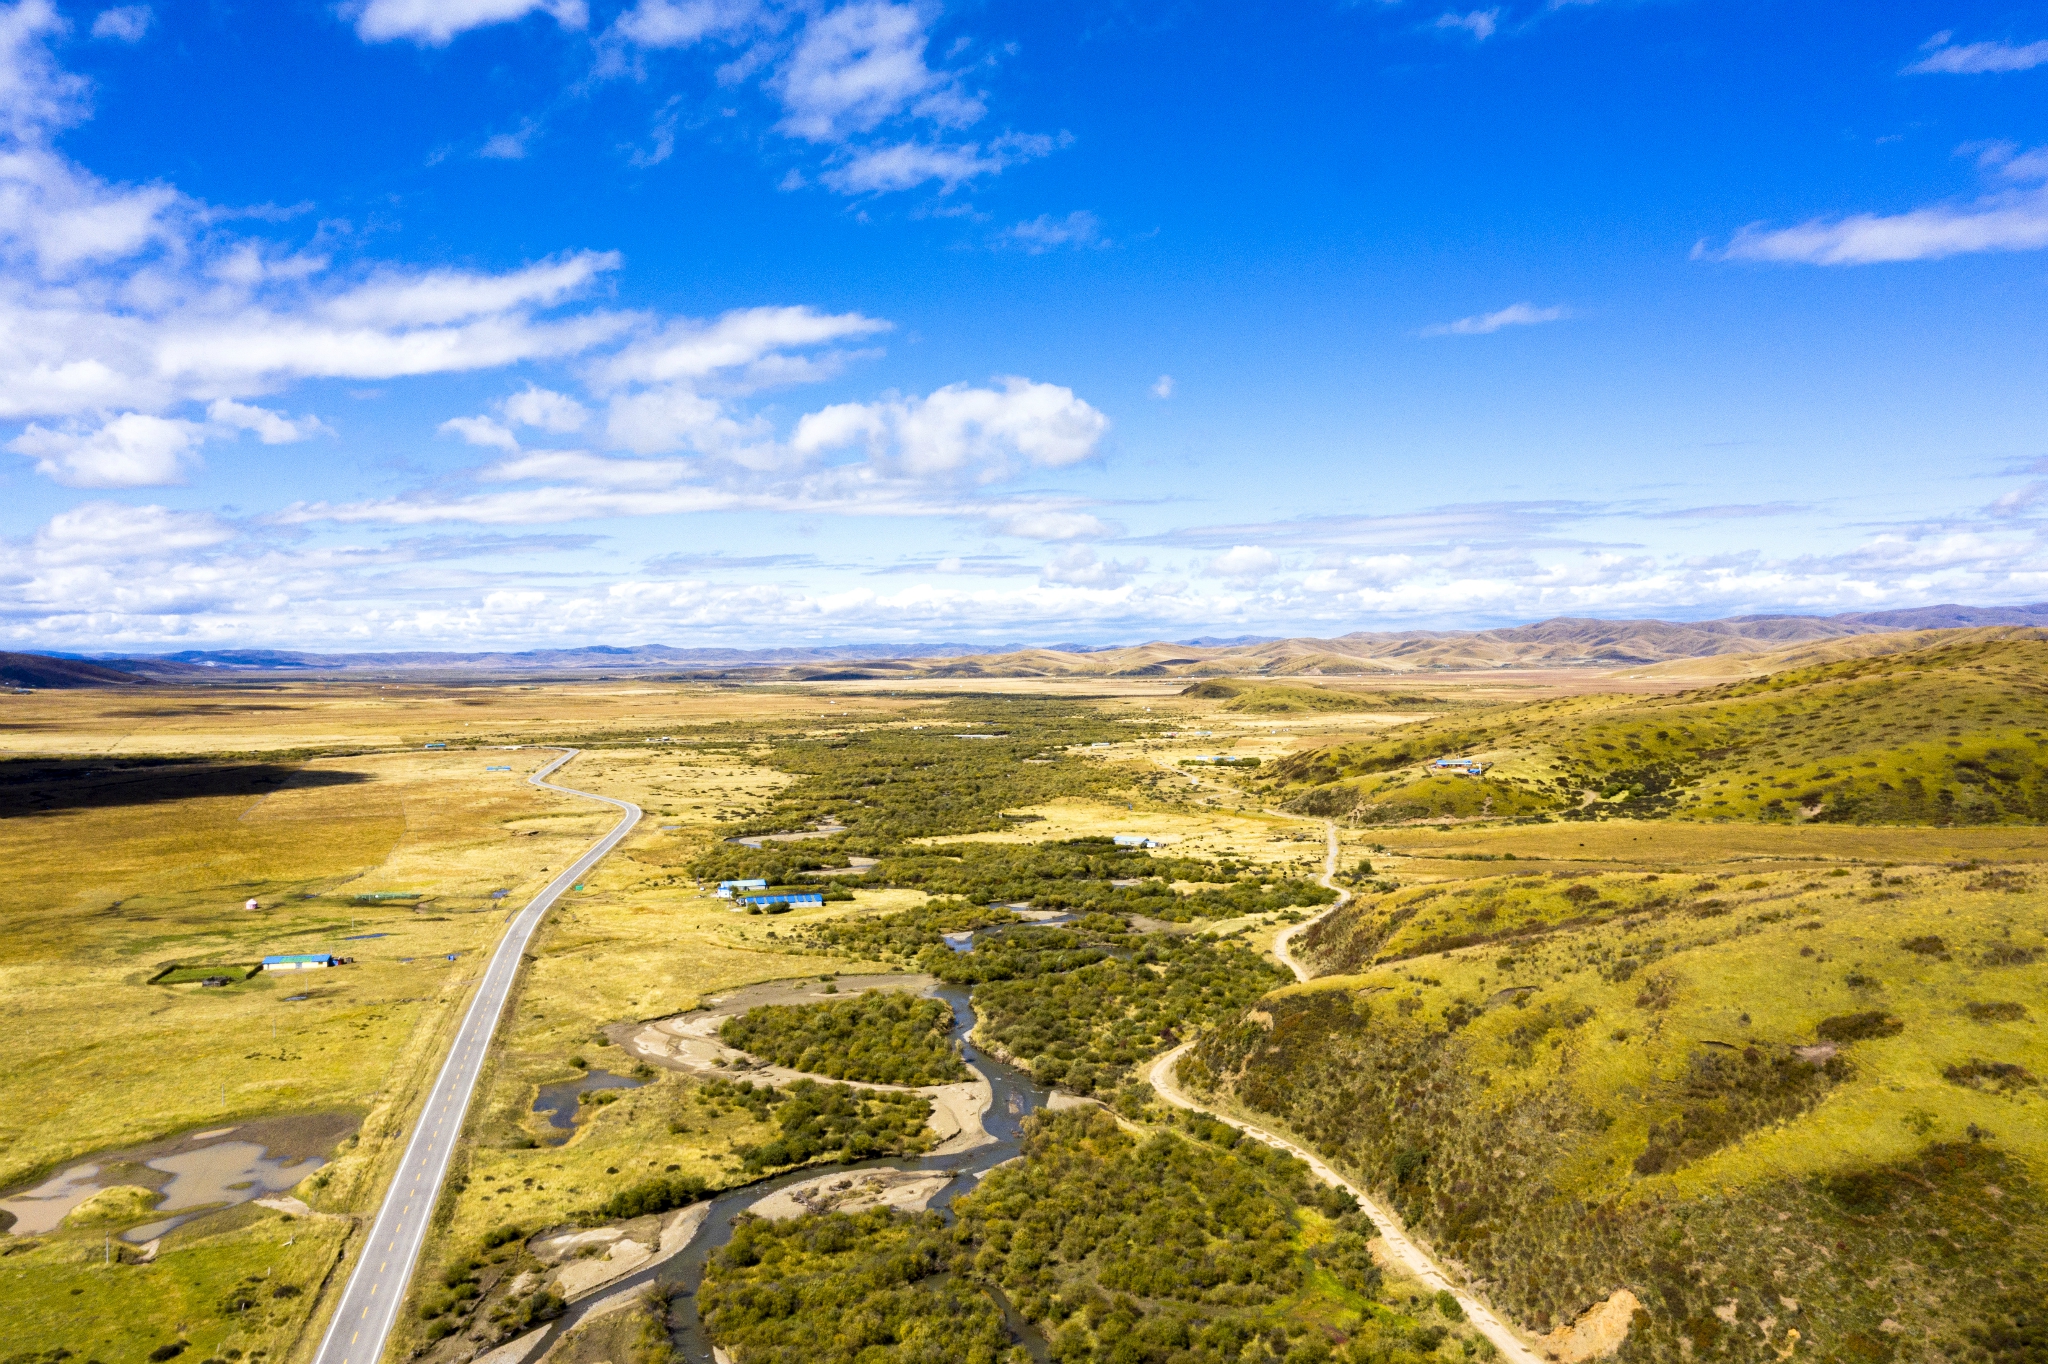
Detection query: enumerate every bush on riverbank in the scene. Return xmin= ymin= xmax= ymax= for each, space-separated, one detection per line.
xmin=721 ymin=991 xmax=969 ymax=1086
xmin=701 ymin=1208 xmax=1018 ymax=1364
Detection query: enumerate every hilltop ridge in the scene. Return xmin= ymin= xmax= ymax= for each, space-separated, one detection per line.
xmin=21 ymin=602 xmax=2048 ymax=681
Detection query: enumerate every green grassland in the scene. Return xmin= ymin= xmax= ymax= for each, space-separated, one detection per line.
xmin=1 ymin=1204 xmax=353 ymax=1364
xmin=1182 ymin=856 xmax=2048 ymax=1363
xmin=1179 ymin=681 xmax=1437 ymax=714
xmin=720 ymin=991 xmax=970 ymax=1085
xmin=1267 ymin=633 xmax=2048 ymax=825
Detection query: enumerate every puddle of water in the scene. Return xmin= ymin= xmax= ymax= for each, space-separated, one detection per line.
xmin=343 ymin=932 xmax=388 ymax=940
xmin=2 ymin=1138 xmax=325 ymax=1241
xmin=0 ymin=1164 xmax=104 ymax=1234
xmin=942 ymin=932 xmax=976 ymax=954
xmin=532 ymin=1069 xmax=644 ymax=1143
xmin=123 ymin=1142 xmax=324 ymax=1242
xmin=490 ymin=889 xmax=511 ymax=900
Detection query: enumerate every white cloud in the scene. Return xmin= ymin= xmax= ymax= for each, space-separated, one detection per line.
xmin=998 ymin=210 xmax=1105 ymax=253
xmin=771 ymin=0 xmax=978 ymax=144
xmin=1420 ymin=301 xmax=1568 ymax=336
xmin=0 ymin=0 xmax=87 ymax=139
xmin=611 ymin=0 xmax=766 ymax=48
xmin=9 ymin=411 xmax=204 ymax=486
xmin=792 ymin=377 xmax=1108 ymax=481
xmin=1209 ymin=544 xmax=1279 ymax=580
xmin=593 ymin=305 xmax=888 ymax=389
xmin=1436 ymin=9 xmax=1499 ymax=40
xmin=89 ymin=6 xmax=150 ymax=41
xmin=486 ymin=450 xmax=692 ymax=489
xmin=207 ymin=398 xmax=329 ymax=444
xmin=1713 ymin=182 xmax=2048 ymax=265
xmin=31 ymin=500 xmax=232 ymax=563
xmin=351 ymin=0 xmax=588 ymax=46
xmin=440 ymin=414 xmax=522 ymax=451
xmin=596 ymin=0 xmax=1058 ymax=198
xmin=321 ymin=253 xmax=617 ymax=327
xmin=1040 ymin=544 xmax=1142 ymax=587
xmin=993 ymin=509 xmax=1109 ymax=541
xmin=820 ymin=132 xmax=1056 ymax=194
xmin=479 ymin=124 xmax=538 ymax=160
xmin=1904 ymin=31 xmax=2048 ymax=74
xmin=603 ymin=385 xmax=774 ymax=459
xmin=503 ymin=385 xmax=588 ymax=432
xmin=1150 ymin=375 xmax=1173 ymax=399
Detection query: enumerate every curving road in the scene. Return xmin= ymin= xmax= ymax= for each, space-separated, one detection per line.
xmin=1152 ymin=819 xmax=1544 ymax=1364
xmin=310 ymin=748 xmax=641 ymax=1364
xmin=1147 ymin=1042 xmax=1541 ymax=1364
xmin=1271 ymin=819 xmax=1348 ymax=983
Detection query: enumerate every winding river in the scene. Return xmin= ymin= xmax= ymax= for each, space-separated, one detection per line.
xmin=531 ymin=979 xmax=1053 ymax=1362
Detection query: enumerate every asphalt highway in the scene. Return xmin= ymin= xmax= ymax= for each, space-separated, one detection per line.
xmin=309 ymin=748 xmax=641 ymax=1364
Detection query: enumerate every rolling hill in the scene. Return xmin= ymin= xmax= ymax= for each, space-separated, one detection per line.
xmin=1263 ymin=630 xmax=2048 ymax=825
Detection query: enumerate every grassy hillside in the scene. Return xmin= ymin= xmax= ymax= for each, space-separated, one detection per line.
xmin=1182 ymin=858 xmax=2048 ymax=1363
xmin=1266 ymin=632 xmax=2048 ymax=826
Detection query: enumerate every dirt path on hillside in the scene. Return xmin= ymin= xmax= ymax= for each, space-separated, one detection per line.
xmin=1147 ymin=1043 xmax=1541 ymax=1364
xmin=1271 ymin=819 xmax=1349 ymax=983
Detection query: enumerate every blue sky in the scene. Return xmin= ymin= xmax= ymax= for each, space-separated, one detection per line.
xmin=2 ymin=0 xmax=2046 ymax=649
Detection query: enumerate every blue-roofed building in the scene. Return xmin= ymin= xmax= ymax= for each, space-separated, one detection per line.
xmin=262 ymin=953 xmax=338 ymax=972
xmin=715 ymin=878 xmax=770 ymax=899
xmin=738 ymin=893 xmax=823 ymax=911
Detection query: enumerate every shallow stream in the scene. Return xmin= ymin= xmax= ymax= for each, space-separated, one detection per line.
xmin=540 ymin=971 xmax=1053 ymax=1363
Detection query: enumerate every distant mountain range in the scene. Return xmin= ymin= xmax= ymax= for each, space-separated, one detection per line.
xmin=9 ymin=604 xmax=2047 ymax=686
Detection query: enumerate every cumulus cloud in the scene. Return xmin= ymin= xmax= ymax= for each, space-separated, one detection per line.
xmin=32 ymin=500 xmax=232 ymax=563
xmin=791 ymin=377 xmax=1108 ymax=482
xmin=1040 ymin=544 xmax=1143 ymax=588
xmin=771 ymin=0 xmax=979 ymax=143
xmin=9 ymin=412 xmax=205 ymax=486
xmin=1 ymin=0 xmax=89 ymax=139
xmin=350 ymin=0 xmax=588 ymax=45
xmin=1150 ymin=375 xmax=1173 ymax=399
xmin=597 ymin=0 xmax=1059 ymax=197
xmin=1421 ymin=301 xmax=1568 ymax=336
xmin=89 ymin=6 xmax=150 ymax=41
xmin=1209 ymin=544 xmax=1279 ymax=580
xmin=1435 ymin=9 xmax=1499 ymax=40
xmin=503 ymin=385 xmax=588 ymax=432
xmin=1904 ymin=31 xmax=2048 ymax=74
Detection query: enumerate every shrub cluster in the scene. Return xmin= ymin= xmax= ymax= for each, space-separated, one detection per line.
xmin=721 ymin=991 xmax=969 ymax=1086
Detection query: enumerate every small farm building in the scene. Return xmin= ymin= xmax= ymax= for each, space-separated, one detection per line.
xmin=1113 ymin=834 xmax=1160 ymax=848
xmin=739 ymin=893 xmax=824 ymax=910
xmin=262 ymin=953 xmax=338 ymax=972
xmin=715 ymin=878 xmax=770 ymax=899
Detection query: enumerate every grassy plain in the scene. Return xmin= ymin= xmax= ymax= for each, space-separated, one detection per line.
xmin=6 ymin=645 xmax=2043 ymax=1364
xmin=0 ymin=683 xmax=933 ymax=1364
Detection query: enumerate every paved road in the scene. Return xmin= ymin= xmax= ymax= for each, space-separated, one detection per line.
xmin=310 ymin=749 xmax=641 ymax=1364
xmin=1271 ymin=819 xmax=1349 ymax=983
